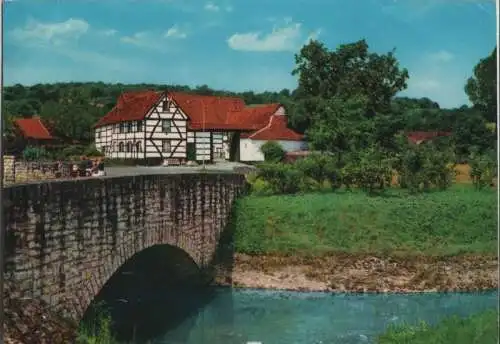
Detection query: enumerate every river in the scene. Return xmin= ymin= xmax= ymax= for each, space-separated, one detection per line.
xmin=110 ymin=288 xmax=497 ymax=344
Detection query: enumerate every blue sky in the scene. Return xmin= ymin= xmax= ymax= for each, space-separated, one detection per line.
xmin=3 ymin=0 xmax=497 ymax=108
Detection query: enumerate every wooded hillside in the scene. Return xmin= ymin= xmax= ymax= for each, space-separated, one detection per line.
xmin=3 ymin=39 xmax=496 ymax=162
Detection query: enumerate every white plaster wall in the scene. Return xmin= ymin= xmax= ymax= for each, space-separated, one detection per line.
xmin=239 ymin=139 xmax=305 ymax=162
xmin=95 ymin=122 xmax=145 ymax=159
xmin=94 ymin=94 xmax=191 ymax=160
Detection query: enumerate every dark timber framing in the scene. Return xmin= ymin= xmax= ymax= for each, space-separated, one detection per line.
xmin=95 ymin=91 xmax=232 ymax=164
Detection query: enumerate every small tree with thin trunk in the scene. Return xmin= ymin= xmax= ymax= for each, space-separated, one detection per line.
xmin=260 ymin=141 xmax=286 ymax=162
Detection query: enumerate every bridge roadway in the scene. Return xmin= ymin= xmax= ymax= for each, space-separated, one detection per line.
xmin=104 ymin=161 xmax=255 ymax=177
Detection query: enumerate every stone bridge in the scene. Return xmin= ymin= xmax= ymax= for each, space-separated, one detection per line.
xmin=3 ymin=173 xmax=246 ymax=322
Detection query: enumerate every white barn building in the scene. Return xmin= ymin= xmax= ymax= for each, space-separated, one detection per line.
xmin=94 ymin=90 xmax=304 ymax=164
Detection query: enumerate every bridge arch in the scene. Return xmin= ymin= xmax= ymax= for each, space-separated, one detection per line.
xmin=83 ymin=244 xmax=215 ymax=342
xmin=3 ymin=173 xmax=245 ymax=325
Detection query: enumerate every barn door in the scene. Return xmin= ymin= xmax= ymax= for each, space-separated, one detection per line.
xmin=187 ymin=143 xmax=196 ymax=161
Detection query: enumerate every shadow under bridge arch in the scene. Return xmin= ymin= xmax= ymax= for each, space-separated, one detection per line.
xmin=81 ymin=244 xmax=217 ymax=343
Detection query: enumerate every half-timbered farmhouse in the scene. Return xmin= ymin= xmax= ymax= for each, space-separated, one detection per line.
xmin=94 ymin=90 xmax=305 ymax=163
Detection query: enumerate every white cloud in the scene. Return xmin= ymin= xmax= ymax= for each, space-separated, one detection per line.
xmin=10 ymin=18 xmax=89 ymax=45
xmin=164 ymin=25 xmax=187 ymax=39
xmin=121 ymin=31 xmax=150 ymax=45
xmin=101 ymin=29 xmax=118 ymax=37
xmin=427 ymin=50 xmax=454 ymax=63
xmin=204 ymin=2 xmax=219 ymax=11
xmin=227 ymin=20 xmax=320 ymax=52
xmin=120 ymin=31 xmax=179 ymax=52
xmin=203 ymin=2 xmax=232 ymax=12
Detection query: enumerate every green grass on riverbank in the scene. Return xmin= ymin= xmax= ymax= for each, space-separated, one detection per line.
xmin=232 ymin=185 xmax=497 ymax=256
xmin=377 ymin=310 xmax=499 ymax=344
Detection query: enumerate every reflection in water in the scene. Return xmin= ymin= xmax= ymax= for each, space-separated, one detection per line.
xmin=155 ymin=288 xmax=497 ymax=344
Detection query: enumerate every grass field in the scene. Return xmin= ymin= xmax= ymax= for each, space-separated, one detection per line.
xmin=377 ymin=310 xmax=499 ymax=344
xmin=232 ymin=185 xmax=497 ymax=257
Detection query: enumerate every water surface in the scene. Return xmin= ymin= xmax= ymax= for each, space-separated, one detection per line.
xmin=149 ymin=288 xmax=497 ymax=344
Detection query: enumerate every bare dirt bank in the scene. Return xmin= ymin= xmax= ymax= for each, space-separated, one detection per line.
xmin=216 ymin=253 xmax=499 ymax=293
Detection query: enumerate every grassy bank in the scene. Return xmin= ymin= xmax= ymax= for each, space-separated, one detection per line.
xmin=232 ymin=185 xmax=497 ymax=256
xmin=377 ymin=309 xmax=499 ymax=344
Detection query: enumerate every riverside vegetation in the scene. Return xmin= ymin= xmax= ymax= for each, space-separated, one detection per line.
xmin=5 ymin=39 xmax=496 ymax=343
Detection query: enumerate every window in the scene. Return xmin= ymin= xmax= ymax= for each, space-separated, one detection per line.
xmin=162 ymin=119 xmax=172 ymax=133
xmin=137 ymin=121 xmax=143 ymax=132
xmin=96 ymin=131 xmax=101 ymax=139
xmin=162 ymin=140 xmax=171 ymax=153
xmin=162 ymin=100 xmax=169 ymax=112
xmin=127 ymin=122 xmax=133 ymax=133
xmin=136 ymin=142 xmax=142 ymax=153
xmin=132 ymin=121 xmax=137 ymax=132
xmin=119 ymin=123 xmax=125 ymax=133
xmin=118 ymin=142 xmax=125 ymax=152
xmin=126 ymin=142 xmax=132 ymax=153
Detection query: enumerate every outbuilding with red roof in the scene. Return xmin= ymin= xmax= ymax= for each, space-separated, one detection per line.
xmin=94 ymin=90 xmax=305 ymax=163
xmin=14 ymin=117 xmax=53 ymax=141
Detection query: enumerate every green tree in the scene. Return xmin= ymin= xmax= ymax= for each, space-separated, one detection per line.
xmin=465 ymin=47 xmax=497 ymax=122
xmin=290 ymin=39 xmax=409 ymax=132
xmin=342 ymin=145 xmax=393 ymax=195
xmin=451 ymin=107 xmax=496 ymax=160
xmin=469 ymin=149 xmax=497 ymax=189
xmin=260 ymin=141 xmax=286 ymax=162
xmin=305 ymin=96 xmax=373 ymax=158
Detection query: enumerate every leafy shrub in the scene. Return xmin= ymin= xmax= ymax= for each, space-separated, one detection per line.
xmin=250 ymin=178 xmax=274 ymax=196
xmin=294 ymin=153 xmax=341 ymax=190
xmin=246 ymin=172 xmax=273 ymax=195
xmin=260 ymin=141 xmax=286 ymax=162
xmin=393 ymin=137 xmax=456 ymax=193
xmin=257 ymin=162 xmax=304 ymax=194
xmin=83 ymin=144 xmax=104 ymax=157
xmin=57 ymin=145 xmax=85 ymax=159
xmin=420 ymin=144 xmax=456 ymax=190
xmin=22 ymin=146 xmax=50 ymax=161
xmin=342 ymin=147 xmax=393 ymax=195
xmin=469 ymin=149 xmax=497 ymax=189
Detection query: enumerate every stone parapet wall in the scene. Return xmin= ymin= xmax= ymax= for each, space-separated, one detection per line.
xmin=3 ymin=155 xmax=16 ymax=183
xmin=3 ymin=156 xmax=66 ymax=184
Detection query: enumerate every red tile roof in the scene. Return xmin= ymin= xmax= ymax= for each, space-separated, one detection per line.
xmin=406 ymin=131 xmax=451 ymax=144
xmin=14 ymin=117 xmax=53 ymax=140
xmin=226 ymin=104 xmax=281 ymax=131
xmin=94 ymin=90 xmax=303 ymax=141
xmin=169 ymin=92 xmax=248 ymax=130
xmin=241 ymin=114 xmax=304 ymax=141
xmin=94 ymin=90 xmax=163 ymax=127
